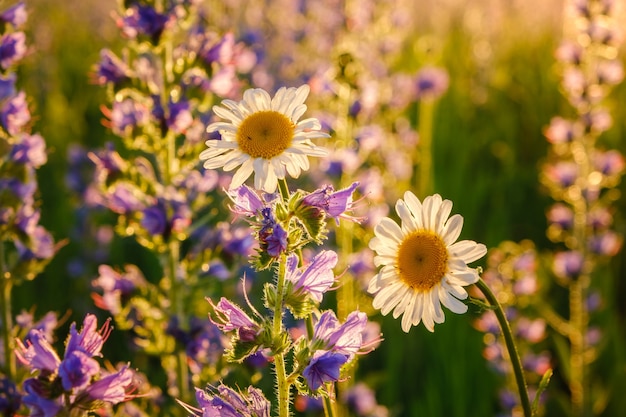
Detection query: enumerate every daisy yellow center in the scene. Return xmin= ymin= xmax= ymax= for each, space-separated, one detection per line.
xmin=396 ymin=231 xmax=448 ymax=291
xmin=236 ymin=110 xmax=295 ymax=159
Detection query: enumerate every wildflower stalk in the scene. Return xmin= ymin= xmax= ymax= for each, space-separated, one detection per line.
xmin=273 ymin=254 xmax=291 ymax=417
xmin=0 ymin=246 xmax=15 ymax=380
xmin=416 ymin=98 xmax=434 ymax=197
xmin=475 ymin=278 xmax=532 ymax=417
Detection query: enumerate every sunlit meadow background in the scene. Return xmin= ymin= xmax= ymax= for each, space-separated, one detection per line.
xmin=10 ymin=0 xmax=626 ymax=416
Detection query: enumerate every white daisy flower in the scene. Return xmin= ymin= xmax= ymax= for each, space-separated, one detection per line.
xmin=201 ymin=85 xmax=329 ymax=193
xmin=368 ymin=192 xmax=487 ymax=333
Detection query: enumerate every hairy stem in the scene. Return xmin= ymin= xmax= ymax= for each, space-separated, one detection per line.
xmin=0 ymin=243 xmax=15 ymax=380
xmin=274 ymin=254 xmax=291 ymax=417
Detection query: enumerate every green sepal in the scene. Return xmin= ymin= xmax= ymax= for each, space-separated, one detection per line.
xmin=290 ymin=196 xmax=328 ymax=245
xmin=283 ymin=281 xmax=316 ymax=319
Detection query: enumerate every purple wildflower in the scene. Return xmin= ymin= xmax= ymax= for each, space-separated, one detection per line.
xmin=21 ymin=379 xmax=62 ymax=417
xmin=312 ymin=310 xmax=372 ymax=359
xmin=209 ymin=297 xmax=260 ymax=342
xmin=167 ymin=97 xmax=193 ymax=134
xmin=65 ymin=314 xmax=112 ymax=358
xmin=106 ymin=97 xmax=149 ymax=135
xmin=1 ymin=91 xmax=30 ymax=135
xmin=14 ymin=225 xmax=55 ymax=261
xmin=15 ymin=330 xmax=61 ymax=373
xmin=303 ymin=182 xmax=362 ymax=224
xmin=92 ymin=264 xmax=146 ymax=314
xmin=58 ymin=350 xmax=100 ymax=391
xmin=82 ymin=365 xmax=134 ymax=403
xmin=414 ymin=66 xmax=449 ymax=100
xmin=93 ymin=48 xmax=131 ymax=85
xmin=0 ymin=31 xmax=27 ymax=69
xmin=226 ymin=185 xmax=265 ymax=218
xmin=186 ymin=384 xmax=271 ymax=417
xmin=0 ymin=72 xmax=16 ymax=101
xmin=259 ymin=208 xmax=288 ymax=257
xmin=0 ymin=1 xmax=27 ymax=28
xmin=303 ymin=350 xmax=348 ymax=390
xmin=553 ymin=251 xmax=584 ymax=280
xmin=285 ymin=251 xmax=338 ymax=303
xmin=543 ymin=117 xmax=581 ymax=144
xmin=0 ymin=377 xmax=22 ymax=415
xmin=119 ymin=4 xmax=169 ymax=42
xmin=343 ymin=383 xmax=378 ymax=416
xmin=10 ymin=133 xmax=46 ymax=167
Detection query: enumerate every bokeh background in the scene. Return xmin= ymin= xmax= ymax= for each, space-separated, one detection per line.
xmin=9 ymin=0 xmax=626 ymax=416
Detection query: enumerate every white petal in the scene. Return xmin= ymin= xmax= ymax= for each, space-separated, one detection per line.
xmin=433 ymin=198 xmax=453 ymax=235
xmin=430 ymin=289 xmax=445 ymax=324
xmin=213 ymin=105 xmax=242 ymax=124
xmin=229 ymin=158 xmax=254 ymax=189
xmin=375 ymin=218 xmax=404 ymax=244
xmin=441 ymin=214 xmax=463 ymax=245
xmin=448 ymin=240 xmax=487 ymax=263
xmin=392 ymin=289 xmax=414 ymax=319
xmin=439 ymin=285 xmax=468 ymax=314
xmin=449 ymin=268 xmax=480 ymax=285
xmin=367 ymin=266 xmax=397 ymax=293
xmin=401 ymin=296 xmax=417 ymax=332
xmin=422 ymin=194 xmax=442 ymax=231
xmin=396 ymin=200 xmax=418 ymax=234
xmin=377 ymin=282 xmax=408 ymax=315
xmin=222 ymin=152 xmax=248 ymax=171
xmin=271 ymin=158 xmax=286 ymax=179
xmin=403 ymin=191 xmax=424 ymax=229
xmin=295 ymin=118 xmax=322 ymax=131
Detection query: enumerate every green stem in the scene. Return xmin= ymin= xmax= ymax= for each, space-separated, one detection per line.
xmin=322 ymin=387 xmax=338 ymax=417
xmin=0 ymin=243 xmax=15 ymax=379
xmin=416 ymin=98 xmax=435 ymax=197
xmin=273 ymin=255 xmax=291 ymax=417
xmin=475 ymin=278 xmax=532 ymax=417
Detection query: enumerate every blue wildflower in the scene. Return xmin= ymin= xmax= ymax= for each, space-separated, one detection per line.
xmin=303 ymin=350 xmax=348 ymax=391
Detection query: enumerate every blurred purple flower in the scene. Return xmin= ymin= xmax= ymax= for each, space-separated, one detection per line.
xmin=588 ymin=230 xmax=622 ymax=256
xmin=107 ymin=97 xmax=149 ymax=135
xmin=22 ymin=379 xmax=62 ymax=417
xmin=543 ymin=117 xmax=581 ymax=144
xmin=414 ymin=66 xmax=449 ymax=100
xmin=14 ymin=225 xmax=55 ymax=260
xmin=592 ymin=149 xmax=624 ymax=176
xmin=547 ymin=203 xmax=574 ymax=230
xmin=92 ymin=264 xmax=146 ymax=314
xmin=0 ymin=31 xmax=27 ymax=69
xmin=1 ymin=91 xmax=30 ymax=134
xmin=118 ymin=4 xmax=169 ymax=42
xmin=553 ymin=250 xmax=584 ymax=280
xmin=0 ymin=73 xmax=16 ymax=102
xmin=544 ymin=161 xmax=578 ymax=188
xmin=0 ymin=378 xmax=22 ymax=415
xmin=93 ymin=49 xmax=131 ymax=85
xmin=167 ymin=97 xmax=193 ymax=134
xmin=10 ymin=133 xmax=46 ymax=167
xmin=0 ymin=1 xmax=27 ymax=28
xmin=343 ymin=383 xmax=378 ymax=416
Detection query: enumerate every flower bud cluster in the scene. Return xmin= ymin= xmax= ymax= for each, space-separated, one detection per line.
xmin=473 ymin=241 xmax=551 ymax=415
xmin=541 ymin=0 xmax=624 ymax=275
xmin=15 ymin=314 xmax=135 ymax=416
xmin=0 ymin=1 xmax=56 ymax=282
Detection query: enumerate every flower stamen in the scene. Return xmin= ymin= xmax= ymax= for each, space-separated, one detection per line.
xmin=236 ymin=111 xmax=294 ymax=159
xmin=396 ymin=231 xmax=448 ymax=291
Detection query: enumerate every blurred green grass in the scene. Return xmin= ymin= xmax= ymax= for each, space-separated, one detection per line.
xmin=11 ymin=1 xmax=626 ymax=416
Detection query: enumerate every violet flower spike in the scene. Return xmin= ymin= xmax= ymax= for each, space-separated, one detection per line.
xmin=285 ymin=251 xmax=338 ymax=303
